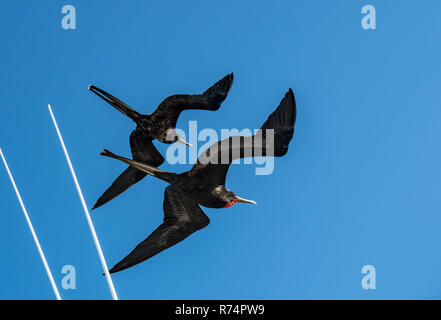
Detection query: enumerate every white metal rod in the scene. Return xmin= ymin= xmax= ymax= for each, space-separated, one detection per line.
xmin=0 ymin=148 xmax=62 ymax=300
xmin=47 ymin=104 xmax=118 ymax=300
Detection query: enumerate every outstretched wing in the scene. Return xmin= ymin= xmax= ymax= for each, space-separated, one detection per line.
xmin=92 ymin=130 xmax=164 ymax=210
xmin=109 ymin=185 xmax=210 ymax=273
xmin=189 ymin=88 xmax=296 ymax=186
xmin=151 ymin=73 xmax=234 ymax=129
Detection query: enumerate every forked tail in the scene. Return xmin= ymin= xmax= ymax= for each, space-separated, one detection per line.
xmin=89 ymin=85 xmax=141 ymax=122
xmin=100 ymin=149 xmax=173 ymax=183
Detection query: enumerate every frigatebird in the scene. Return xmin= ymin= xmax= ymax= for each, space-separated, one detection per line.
xmin=89 ymin=73 xmax=234 ymax=210
xmin=100 ymin=88 xmax=296 ymax=273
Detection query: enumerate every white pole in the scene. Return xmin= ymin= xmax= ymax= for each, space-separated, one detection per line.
xmin=0 ymin=148 xmax=62 ymax=300
xmin=47 ymin=104 xmax=119 ymax=300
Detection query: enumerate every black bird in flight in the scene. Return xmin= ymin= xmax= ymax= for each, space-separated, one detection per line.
xmin=100 ymin=88 xmax=296 ymax=273
xmin=89 ymin=73 xmax=234 ymax=210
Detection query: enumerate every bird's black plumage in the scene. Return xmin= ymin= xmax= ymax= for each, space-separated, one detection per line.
xmin=90 ymin=73 xmax=234 ymax=209
xmin=101 ymin=88 xmax=296 ymax=273
xmin=109 ymin=185 xmax=209 ymax=274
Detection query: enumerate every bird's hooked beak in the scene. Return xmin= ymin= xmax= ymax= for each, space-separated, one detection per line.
xmin=235 ymin=196 xmax=257 ymax=205
xmin=225 ymin=196 xmax=257 ymax=207
xmin=165 ymin=128 xmax=193 ymax=147
xmin=177 ymin=137 xmax=193 ymax=147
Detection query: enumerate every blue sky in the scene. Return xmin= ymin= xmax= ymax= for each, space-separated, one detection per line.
xmin=1 ymin=0 xmax=441 ymax=299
